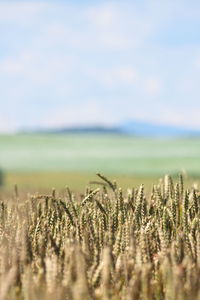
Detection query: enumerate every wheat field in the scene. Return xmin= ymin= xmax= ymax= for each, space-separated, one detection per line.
xmin=0 ymin=173 xmax=200 ymax=300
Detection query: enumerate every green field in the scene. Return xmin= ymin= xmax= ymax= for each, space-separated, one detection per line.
xmin=1 ymin=134 xmax=200 ymax=190
xmin=1 ymin=133 xmax=200 ymax=174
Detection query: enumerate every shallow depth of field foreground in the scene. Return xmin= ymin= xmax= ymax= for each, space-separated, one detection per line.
xmin=0 ymin=173 xmax=200 ymax=300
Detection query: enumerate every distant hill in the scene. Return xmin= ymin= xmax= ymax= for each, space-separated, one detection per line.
xmin=24 ymin=121 xmax=200 ymax=137
xmin=120 ymin=121 xmax=200 ymax=137
xmin=30 ymin=126 xmax=122 ymax=135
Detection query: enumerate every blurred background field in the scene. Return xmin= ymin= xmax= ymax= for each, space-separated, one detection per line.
xmin=1 ymin=133 xmax=200 ymax=192
xmin=1 ymin=1 xmax=200 ymax=194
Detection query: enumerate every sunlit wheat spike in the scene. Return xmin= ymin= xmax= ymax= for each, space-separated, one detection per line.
xmin=95 ymin=199 xmax=107 ymax=215
xmin=81 ymin=188 xmax=100 ymax=206
xmin=52 ymin=187 xmax=56 ymax=198
xmin=14 ymin=183 xmax=19 ymax=199
xmin=65 ymin=186 xmax=72 ymax=201
xmin=59 ymin=199 xmax=75 ymax=226
xmin=96 ymin=173 xmax=117 ymax=191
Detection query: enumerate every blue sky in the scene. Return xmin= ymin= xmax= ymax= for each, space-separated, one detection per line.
xmin=0 ymin=0 xmax=200 ymax=132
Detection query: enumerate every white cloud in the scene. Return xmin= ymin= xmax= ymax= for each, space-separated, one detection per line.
xmin=195 ymin=56 xmax=200 ymax=69
xmin=125 ymin=108 xmax=200 ymax=130
xmin=88 ymin=66 xmax=138 ymax=88
xmin=36 ymin=11 xmax=140 ymax=51
xmin=158 ymin=111 xmax=200 ymax=129
xmin=145 ymin=78 xmax=163 ymax=96
xmin=111 ymin=67 xmax=138 ymax=83
xmin=40 ymin=100 xmax=117 ymax=129
xmin=0 ymin=49 xmax=76 ymax=86
xmin=85 ymin=3 xmax=153 ymax=49
xmin=0 ymin=116 xmax=18 ymax=133
xmin=0 ymin=2 xmax=47 ymax=24
xmin=0 ymin=59 xmax=24 ymax=74
xmin=87 ymin=3 xmax=117 ymax=27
